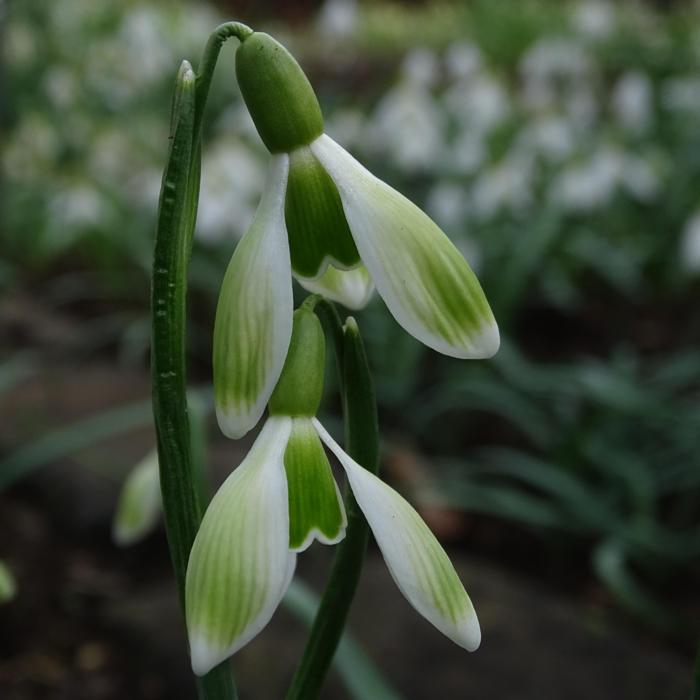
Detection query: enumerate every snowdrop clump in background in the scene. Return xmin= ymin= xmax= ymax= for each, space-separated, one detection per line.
xmin=366 ymin=49 xmax=446 ymax=173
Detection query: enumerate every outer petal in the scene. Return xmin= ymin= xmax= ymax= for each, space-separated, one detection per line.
xmin=311 ymin=134 xmax=499 ymax=359
xmin=313 ymin=419 xmax=481 ymax=651
xmin=112 ymin=449 xmax=161 ymax=546
xmin=213 ymin=155 xmax=294 ymax=438
xmin=186 ymin=417 xmax=296 ymax=675
xmin=295 ymin=264 xmax=374 ymax=310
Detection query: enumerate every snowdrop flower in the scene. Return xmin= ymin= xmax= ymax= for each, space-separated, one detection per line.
xmin=367 ymin=51 xmax=444 ymax=172
xmin=187 ymin=309 xmax=481 ymax=675
xmin=445 ymin=75 xmax=510 ymax=133
xmin=316 ymin=0 xmax=358 ymax=39
xmin=550 ymin=147 xmax=623 ymax=212
xmin=679 ymin=211 xmax=700 ymax=273
xmin=517 ymin=116 xmax=575 ymax=164
xmin=571 ymin=1 xmax=616 ymax=41
xmin=661 ymin=76 xmax=700 ymax=116
xmin=444 ymin=41 xmax=482 ymax=82
xmin=215 ymin=32 xmax=498 ymax=438
xmin=470 ymin=154 xmax=535 ymax=221
xmin=112 ymin=450 xmax=161 ymax=546
xmin=611 ymin=71 xmax=653 ymax=134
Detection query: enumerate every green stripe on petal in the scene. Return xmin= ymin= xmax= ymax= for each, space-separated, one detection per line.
xmin=295 ymin=263 xmax=374 ymax=311
xmin=313 ymin=418 xmax=481 ymax=651
xmin=213 ymin=156 xmax=294 ymax=438
xmin=285 ymin=145 xmax=360 ymax=278
xmin=284 ymin=417 xmax=347 ymax=551
xmin=186 ymin=417 xmax=295 ymax=675
xmin=112 ymin=449 xmax=161 ymax=546
xmin=311 ymin=134 xmax=499 ymax=359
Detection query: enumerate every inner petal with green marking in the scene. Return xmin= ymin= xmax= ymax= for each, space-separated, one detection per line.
xmin=285 ymin=146 xmax=360 ymax=278
xmin=284 ymin=417 xmax=347 ymax=551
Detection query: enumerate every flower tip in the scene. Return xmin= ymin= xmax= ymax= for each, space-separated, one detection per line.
xmin=471 ymin=320 xmax=500 ymax=359
xmin=456 ymin=612 xmax=481 ymax=652
xmin=189 ymin=633 xmax=225 ymax=677
xmin=215 ymin=405 xmax=255 ymax=440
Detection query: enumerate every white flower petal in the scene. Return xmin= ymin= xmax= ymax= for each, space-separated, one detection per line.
xmin=112 ymin=449 xmax=161 ymax=546
xmin=295 ymin=264 xmax=374 ymax=310
xmin=313 ymin=418 xmax=480 ymax=651
xmin=311 ymin=133 xmax=498 ymax=359
xmin=186 ymin=417 xmax=296 ymax=675
xmin=213 ymin=155 xmax=294 ymax=438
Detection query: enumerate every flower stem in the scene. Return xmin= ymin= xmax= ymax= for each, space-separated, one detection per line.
xmin=286 ymin=309 xmax=380 ymax=700
xmin=152 ymin=63 xmax=236 ymax=699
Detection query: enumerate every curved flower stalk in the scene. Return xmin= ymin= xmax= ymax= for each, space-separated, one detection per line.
xmin=187 ymin=309 xmax=481 ymax=676
xmin=214 ymin=31 xmax=500 ymax=439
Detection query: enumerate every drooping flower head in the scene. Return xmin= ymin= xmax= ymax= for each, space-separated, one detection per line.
xmin=214 ymin=32 xmax=500 ymax=439
xmin=187 ymin=309 xmax=480 ymax=675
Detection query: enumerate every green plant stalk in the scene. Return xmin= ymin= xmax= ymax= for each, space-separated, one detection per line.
xmin=152 ymin=63 xmax=235 ymax=700
xmin=287 ymin=312 xmax=380 ymax=699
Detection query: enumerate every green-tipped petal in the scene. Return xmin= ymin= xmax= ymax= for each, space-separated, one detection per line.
xmin=311 ymin=134 xmax=499 ymax=359
xmin=296 ymin=264 xmax=374 ymax=310
xmin=186 ymin=417 xmax=295 ymax=675
xmin=313 ymin=419 xmax=481 ymax=651
xmin=213 ymin=156 xmax=294 ymax=438
xmin=112 ymin=449 xmax=161 ymax=546
xmin=284 ymin=417 xmax=346 ymax=551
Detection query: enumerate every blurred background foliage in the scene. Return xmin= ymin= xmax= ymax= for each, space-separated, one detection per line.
xmin=2 ymin=0 xmax=699 ymax=661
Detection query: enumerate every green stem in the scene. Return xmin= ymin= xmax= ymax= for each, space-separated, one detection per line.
xmin=194 ymin=21 xmax=253 ymax=143
xmin=286 ymin=312 xmax=380 ymax=700
xmin=152 ymin=63 xmax=236 ymax=699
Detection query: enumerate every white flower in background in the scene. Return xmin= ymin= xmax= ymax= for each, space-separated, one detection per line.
xmin=551 ymin=147 xmax=623 ymax=212
xmin=187 ymin=310 xmax=481 ymax=675
xmin=402 ymin=48 xmax=441 ymax=88
xmin=42 ymin=67 xmax=79 ymax=109
xmin=571 ymin=0 xmax=616 ymax=41
xmin=449 ymin=128 xmax=486 ymax=175
xmin=661 ymin=76 xmax=700 ymax=115
xmin=620 ymin=154 xmax=660 ymax=202
xmin=521 ymin=38 xmax=594 ymax=84
xmin=316 ymin=0 xmax=358 ymax=39
xmin=113 ymin=450 xmax=161 ymax=546
xmin=49 ymin=183 xmax=107 ymax=230
xmin=611 ymin=71 xmax=653 ymax=134
xmin=426 ymin=182 xmax=468 ymax=229
xmin=517 ymin=115 xmax=575 ymax=164
xmin=198 ymin=140 xmax=265 ymax=243
xmin=367 ymin=50 xmax=445 ymax=172
xmin=215 ymin=31 xmax=498 ymax=438
xmin=520 ymin=38 xmax=597 ymax=120
xmin=679 ymin=211 xmax=700 ymax=273
xmin=119 ymin=7 xmax=175 ymax=85
xmin=4 ymin=21 xmax=37 ymax=67
xmin=470 ymin=154 xmax=534 ymax=220
xmin=444 ymin=41 xmax=483 ymax=82
xmin=445 ymin=75 xmax=510 ymax=132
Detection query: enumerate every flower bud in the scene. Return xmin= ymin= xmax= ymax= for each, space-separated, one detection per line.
xmin=268 ymin=307 xmax=325 ymax=416
xmin=236 ymin=32 xmax=324 ymax=153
